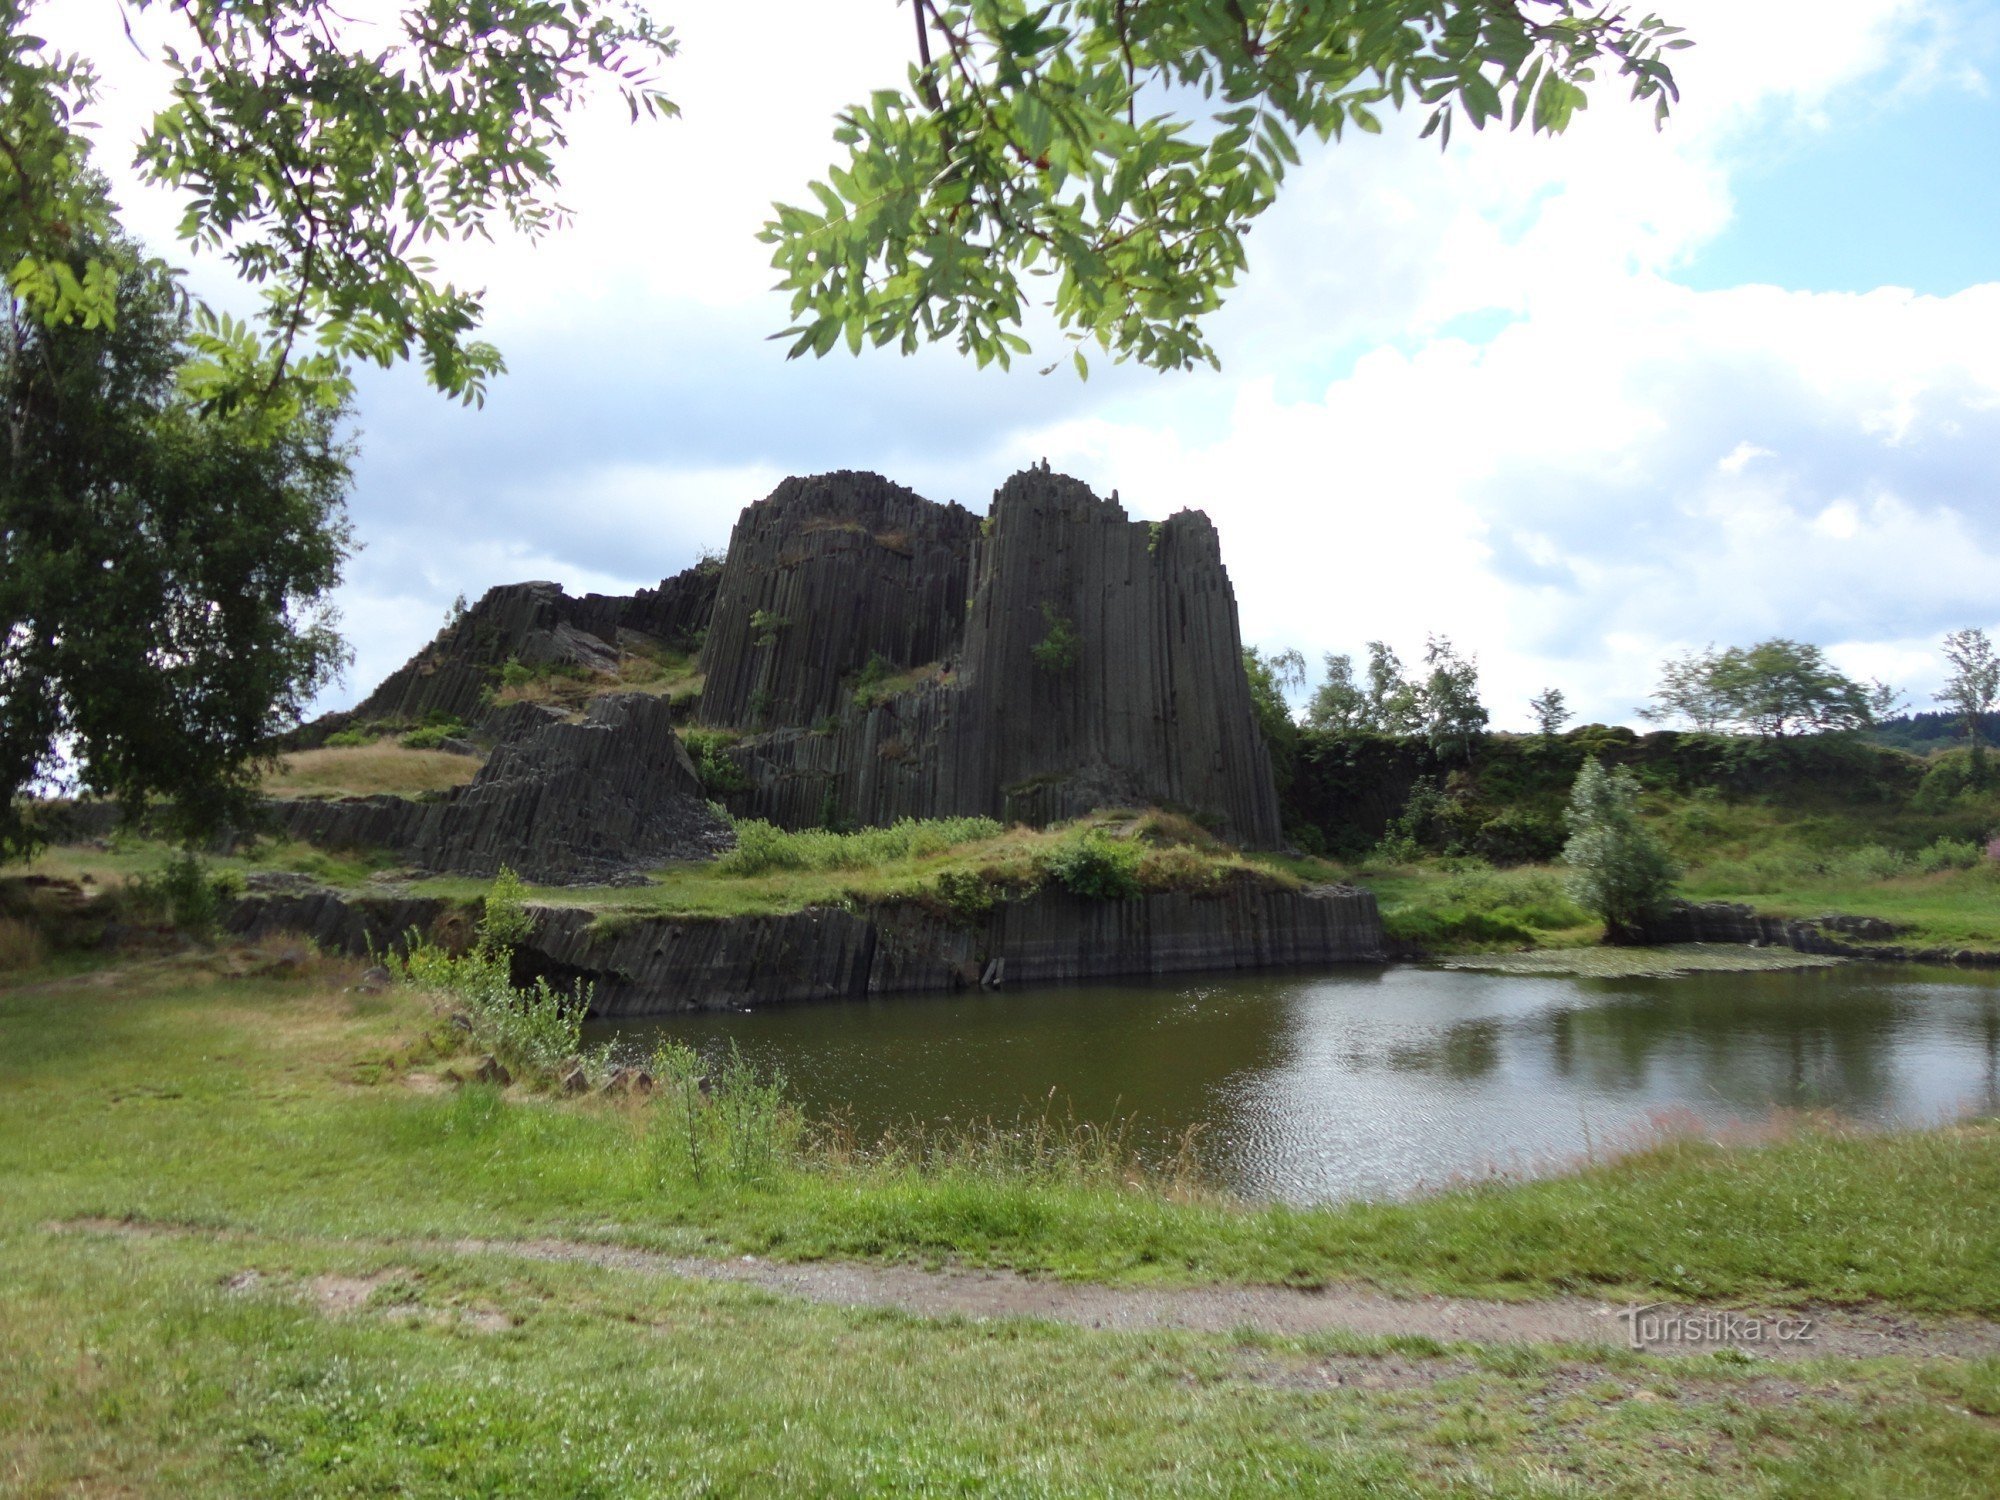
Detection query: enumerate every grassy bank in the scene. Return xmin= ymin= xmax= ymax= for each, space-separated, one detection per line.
xmin=5 ymin=953 xmax=1998 ymax=1308
xmin=5 ymin=952 xmax=2000 ymax=1494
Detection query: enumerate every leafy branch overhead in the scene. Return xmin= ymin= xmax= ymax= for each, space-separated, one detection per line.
xmin=764 ymin=0 xmax=1688 ymax=374
xmin=4 ymin=0 xmax=677 ymax=414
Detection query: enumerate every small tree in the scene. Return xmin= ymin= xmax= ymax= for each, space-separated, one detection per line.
xmin=1363 ymin=641 xmax=1425 ymax=735
xmin=1529 ymin=687 xmax=1572 ymax=739
xmin=1642 ymin=639 xmax=1880 ymax=739
xmin=1305 ymin=652 xmax=1367 ymax=732
xmin=1561 ymin=759 xmax=1677 ymax=944
xmin=1243 ymin=646 xmax=1306 ymax=790
xmin=1939 ymin=628 xmax=2000 ymax=786
xmin=1639 ymin=647 xmax=1725 ymax=731
xmin=1419 ymin=634 xmax=1488 ymax=761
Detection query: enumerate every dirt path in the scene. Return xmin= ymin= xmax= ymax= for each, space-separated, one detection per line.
xmin=59 ymin=1218 xmax=2000 ymax=1362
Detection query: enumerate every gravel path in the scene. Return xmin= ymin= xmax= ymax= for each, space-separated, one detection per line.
xmin=60 ymin=1218 xmax=2000 ymax=1362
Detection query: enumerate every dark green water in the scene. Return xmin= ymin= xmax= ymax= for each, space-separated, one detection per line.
xmin=591 ymin=964 xmax=2000 ymax=1203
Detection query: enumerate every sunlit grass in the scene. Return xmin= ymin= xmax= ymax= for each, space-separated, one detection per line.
xmin=266 ymin=743 xmax=483 ymax=799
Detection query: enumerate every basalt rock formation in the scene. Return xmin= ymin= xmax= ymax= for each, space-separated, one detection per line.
xmin=278 ymin=695 xmax=731 ymax=884
xmin=723 ymin=468 xmax=1282 ymax=845
xmin=304 ymin=566 xmax=718 ymax=741
xmin=290 ymin=465 xmax=1284 ymax=870
xmin=227 ymin=879 xmax=1384 ymax=1014
xmin=1639 ymin=901 xmax=2000 ymax=968
xmin=697 ymin=471 xmax=981 ymax=730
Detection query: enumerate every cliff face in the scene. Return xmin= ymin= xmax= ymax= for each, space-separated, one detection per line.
xmin=227 ymin=881 xmax=1386 ymax=1014
xmin=717 ymin=469 xmax=1284 ymax=847
xmin=697 ymin=471 xmax=980 ymax=730
xmin=326 ymin=566 xmax=717 ymax=734
xmin=299 ymin=466 xmax=1282 ymax=849
xmin=277 ymin=695 xmax=732 ymax=884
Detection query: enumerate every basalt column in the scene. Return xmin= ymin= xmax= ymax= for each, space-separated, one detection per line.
xmin=949 ymin=469 xmax=1284 ymax=848
xmin=698 ymin=472 xmax=981 ymax=731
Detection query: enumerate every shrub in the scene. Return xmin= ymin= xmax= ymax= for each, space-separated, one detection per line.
xmin=1835 ymin=844 xmax=1911 ymax=883
xmin=323 ymin=727 xmax=376 ymax=748
xmin=1041 ymin=828 xmax=1142 ymax=900
xmin=399 ymin=716 xmax=468 ymax=750
xmin=1562 ymin=760 xmax=1679 ymax=942
xmin=682 ymin=729 xmax=751 ymax=795
xmin=388 ymin=865 xmax=593 ymax=1080
xmin=851 ymin=652 xmax=895 ymax=710
xmin=130 ymin=850 xmax=244 ymax=940
xmin=646 ymin=1040 xmax=799 ymax=1187
xmin=1030 ymin=602 xmax=1081 ymax=674
xmin=749 ymin=609 xmax=791 ymax=647
xmin=931 ymin=869 xmax=998 ymax=919
xmin=1918 ymin=837 xmax=1985 ymax=874
xmin=1471 ymin=807 xmax=1566 ymax=865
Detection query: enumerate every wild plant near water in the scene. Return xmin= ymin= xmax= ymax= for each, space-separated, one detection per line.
xmin=389 ymin=865 xmax=595 ymax=1080
xmin=644 ymin=1040 xmax=797 ymax=1186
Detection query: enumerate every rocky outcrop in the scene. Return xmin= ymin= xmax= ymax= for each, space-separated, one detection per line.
xmin=305 ymin=566 xmax=719 ymax=739
xmin=697 ymin=471 xmax=981 ymax=730
xmin=271 ymin=695 xmax=732 ymax=884
xmin=226 ymin=889 xmax=467 ymax=956
xmin=230 ymin=879 xmax=1385 ymax=1014
xmin=1640 ymin=901 xmax=2000 ymax=967
xmin=717 ymin=469 xmax=1285 ymax=847
xmin=293 ymin=465 xmax=1283 ymax=856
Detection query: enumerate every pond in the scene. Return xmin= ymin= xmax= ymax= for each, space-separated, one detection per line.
xmin=591 ymin=962 xmax=2000 ymax=1203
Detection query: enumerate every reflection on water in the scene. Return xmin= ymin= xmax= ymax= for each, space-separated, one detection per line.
xmin=592 ymin=963 xmax=2000 ymax=1204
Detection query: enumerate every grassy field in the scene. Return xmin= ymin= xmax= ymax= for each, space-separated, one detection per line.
xmin=3 ymin=952 xmax=1999 ymax=1494
xmin=266 ymin=743 xmax=483 ymax=800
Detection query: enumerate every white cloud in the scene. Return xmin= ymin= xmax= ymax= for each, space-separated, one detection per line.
xmin=37 ymin=0 xmax=2000 ymax=728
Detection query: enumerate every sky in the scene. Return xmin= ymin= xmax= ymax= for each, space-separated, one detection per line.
xmin=48 ymin=0 xmax=2000 ymax=728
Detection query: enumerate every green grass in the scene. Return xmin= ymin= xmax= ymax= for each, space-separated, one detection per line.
xmin=5 ymin=955 xmax=2000 ymax=1494
xmin=12 ymin=1224 xmax=1998 ymax=1498
xmin=4 ymin=958 xmax=1999 ymax=1311
xmin=266 ymin=742 xmax=482 ymax=799
xmin=1358 ymin=861 xmax=1598 ymax=952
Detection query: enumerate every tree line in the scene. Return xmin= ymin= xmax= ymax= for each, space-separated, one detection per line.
xmin=1247 ymin=627 xmax=2000 ymax=779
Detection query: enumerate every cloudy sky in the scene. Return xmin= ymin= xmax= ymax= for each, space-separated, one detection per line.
xmin=57 ymin=0 xmax=2000 ymax=727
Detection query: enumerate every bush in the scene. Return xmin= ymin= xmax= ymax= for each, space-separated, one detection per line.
xmin=1918 ymin=837 xmax=1985 ymax=874
xmin=323 ymin=727 xmax=377 ymax=748
xmin=1562 ymin=760 xmax=1678 ymax=942
xmin=716 ymin=817 xmax=1006 ymax=877
xmin=931 ymin=869 xmax=998 ymax=919
xmin=1041 ymin=828 xmax=1142 ymax=900
xmin=389 ymin=865 xmax=593 ymax=1080
xmin=645 ymin=1041 xmax=799 ymax=1187
xmin=682 ymin=729 xmax=751 ymax=795
xmin=1030 ymin=603 xmax=1081 ymax=674
xmin=131 ymin=850 xmax=243 ymax=940
xmin=399 ymin=717 xmax=468 ymax=750
xmin=1470 ymin=807 xmax=1566 ymax=865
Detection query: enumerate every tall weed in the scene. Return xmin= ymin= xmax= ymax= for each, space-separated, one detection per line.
xmin=389 ymin=866 xmax=594 ymax=1080
xmin=644 ymin=1040 xmax=798 ymax=1186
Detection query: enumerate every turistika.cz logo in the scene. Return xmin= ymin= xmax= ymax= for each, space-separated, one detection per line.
xmin=1615 ymin=1304 xmax=1816 ymax=1351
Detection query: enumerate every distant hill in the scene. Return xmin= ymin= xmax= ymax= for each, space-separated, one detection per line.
xmin=1865 ymin=711 xmax=2000 ymax=754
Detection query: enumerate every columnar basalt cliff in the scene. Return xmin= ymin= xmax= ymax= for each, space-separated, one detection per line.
xmin=308 ymin=566 xmax=718 ymax=739
xmin=227 ymin=880 xmax=1384 ymax=1015
xmin=714 ymin=468 xmax=1285 ymax=847
xmin=697 ymin=472 xmax=981 ymax=731
xmin=283 ymin=465 xmax=1288 ymax=879
xmin=278 ymin=695 xmax=732 ymax=884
